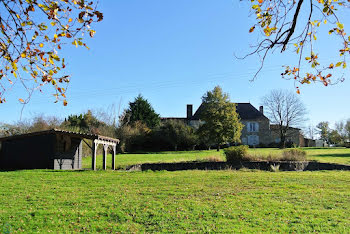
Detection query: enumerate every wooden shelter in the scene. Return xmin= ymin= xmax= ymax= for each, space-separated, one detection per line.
xmin=0 ymin=129 xmax=120 ymax=170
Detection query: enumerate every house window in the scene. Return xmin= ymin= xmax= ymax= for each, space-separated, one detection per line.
xmin=247 ymin=122 xmax=259 ymax=132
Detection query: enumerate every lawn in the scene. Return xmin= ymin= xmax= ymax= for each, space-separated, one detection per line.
xmin=82 ymin=150 xmax=225 ymax=170
xmin=83 ymin=147 xmax=350 ymax=170
xmin=0 ymin=170 xmax=349 ymax=232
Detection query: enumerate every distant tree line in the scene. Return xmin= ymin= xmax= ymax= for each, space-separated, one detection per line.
xmin=315 ymin=121 xmax=350 ymax=146
xmin=0 ymin=87 xmax=243 ymax=153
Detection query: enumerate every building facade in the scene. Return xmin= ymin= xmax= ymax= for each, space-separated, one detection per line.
xmin=163 ymin=103 xmax=272 ymax=146
xmin=162 ymin=103 xmax=309 ymax=147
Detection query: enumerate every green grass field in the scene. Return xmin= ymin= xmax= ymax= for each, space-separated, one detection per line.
xmin=83 ymin=147 xmax=350 ymax=170
xmin=0 ymin=170 xmax=349 ymax=232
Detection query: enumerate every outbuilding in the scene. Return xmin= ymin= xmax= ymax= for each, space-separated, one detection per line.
xmin=0 ymin=129 xmax=120 ymax=170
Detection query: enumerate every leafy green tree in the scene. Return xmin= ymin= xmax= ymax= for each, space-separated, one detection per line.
xmin=345 ymin=119 xmax=350 ymax=142
xmin=316 ymin=121 xmax=330 ymax=143
xmin=62 ymin=110 xmax=105 ymax=134
xmin=329 ymin=129 xmax=342 ymax=145
xmin=159 ymin=120 xmax=197 ymax=151
xmin=198 ymin=86 xmax=243 ymax=151
xmin=0 ymin=0 xmax=103 ymax=105
xmin=121 ymin=95 xmax=160 ymax=129
xmin=335 ymin=120 xmax=347 ymax=143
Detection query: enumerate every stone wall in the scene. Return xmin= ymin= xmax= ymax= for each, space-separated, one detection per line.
xmin=241 ymin=118 xmax=272 ymax=146
xmin=271 ymin=127 xmax=303 ymax=146
xmin=128 ymin=161 xmax=350 ymax=172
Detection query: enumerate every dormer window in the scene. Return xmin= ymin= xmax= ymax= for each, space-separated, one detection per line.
xmin=247 ymin=122 xmax=259 ymax=132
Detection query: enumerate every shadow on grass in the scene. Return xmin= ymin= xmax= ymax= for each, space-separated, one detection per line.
xmin=0 ymin=169 xmax=90 ymax=173
xmin=305 ymin=147 xmax=347 ymax=150
xmin=311 ymin=153 xmax=350 ymax=158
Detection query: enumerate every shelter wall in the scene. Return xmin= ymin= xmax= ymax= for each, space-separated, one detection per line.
xmin=53 ymin=136 xmax=82 ymax=170
xmin=0 ymin=134 xmax=55 ymax=170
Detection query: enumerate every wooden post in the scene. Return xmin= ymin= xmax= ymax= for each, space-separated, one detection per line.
xmin=112 ymin=145 xmax=116 ymax=170
xmin=92 ymin=140 xmax=97 ymax=171
xmin=103 ymin=144 xmax=108 ymax=170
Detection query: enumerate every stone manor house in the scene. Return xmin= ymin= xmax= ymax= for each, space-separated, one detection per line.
xmin=162 ymin=103 xmax=310 ymax=147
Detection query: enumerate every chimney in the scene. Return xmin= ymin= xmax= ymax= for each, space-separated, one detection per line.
xmin=259 ymin=106 xmax=264 ymax=114
xmin=187 ymin=104 xmax=193 ymax=119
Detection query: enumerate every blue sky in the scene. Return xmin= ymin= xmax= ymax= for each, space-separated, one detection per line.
xmin=1 ymin=0 xmax=349 ymax=129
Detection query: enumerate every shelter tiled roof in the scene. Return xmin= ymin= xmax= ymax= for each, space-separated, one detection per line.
xmin=0 ymin=129 xmax=119 ymax=143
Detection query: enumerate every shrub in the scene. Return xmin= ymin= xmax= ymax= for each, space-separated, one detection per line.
xmin=281 ymin=148 xmax=307 ymax=161
xmin=157 ymin=120 xmax=197 ymax=151
xmin=224 ymin=145 xmax=249 ymax=163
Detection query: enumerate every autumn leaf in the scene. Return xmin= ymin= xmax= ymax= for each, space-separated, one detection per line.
xmin=39 ymin=43 xmax=44 ymax=48
xmin=19 ymin=98 xmax=24 ymax=103
xmin=63 ymin=100 xmax=68 ymax=106
xmin=249 ymin=26 xmax=255 ymax=33
xmin=336 ymin=22 xmax=344 ymax=29
xmin=258 ymin=0 xmax=263 ymax=4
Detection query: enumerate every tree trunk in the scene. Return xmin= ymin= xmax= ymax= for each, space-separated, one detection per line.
xmin=217 ymin=144 xmax=220 ymax=151
xmin=280 ymin=135 xmax=286 ymax=149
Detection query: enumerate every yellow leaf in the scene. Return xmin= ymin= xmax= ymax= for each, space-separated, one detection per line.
xmin=336 ymin=22 xmax=344 ymax=29
xmin=313 ymin=34 xmax=317 ymax=40
xmin=68 ymin=18 xmax=73 ymax=22
xmin=21 ymin=52 xmax=26 ymax=58
xmin=249 ymin=26 xmax=255 ymax=33
xmin=50 ymin=22 xmax=56 ymax=26
xmin=336 ymin=62 xmax=342 ymax=67
xmin=72 ymin=40 xmax=78 ymax=47
xmin=19 ymin=98 xmax=24 ymax=103
xmin=11 ymin=62 xmax=18 ymax=71
xmin=343 ymin=62 xmax=347 ymax=69
xmin=39 ymin=43 xmax=44 ymax=48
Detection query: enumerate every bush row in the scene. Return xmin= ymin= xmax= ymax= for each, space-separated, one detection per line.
xmin=224 ymin=146 xmax=307 ymax=163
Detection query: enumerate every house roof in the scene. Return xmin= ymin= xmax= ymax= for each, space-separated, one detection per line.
xmin=191 ymin=103 xmax=268 ymax=121
xmin=0 ymin=129 xmax=120 ymax=143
